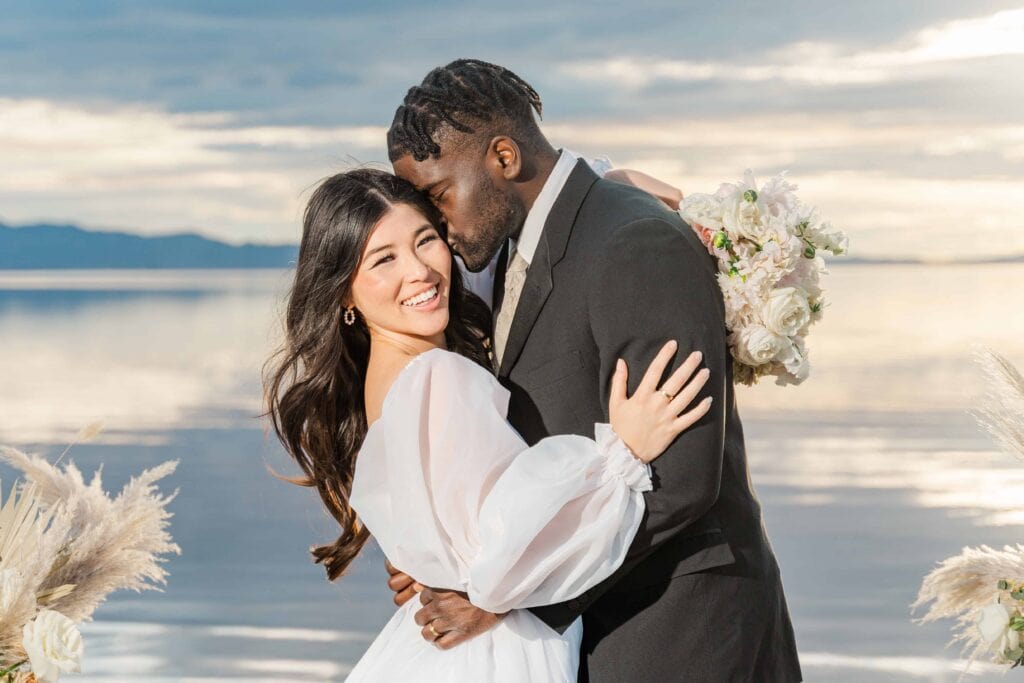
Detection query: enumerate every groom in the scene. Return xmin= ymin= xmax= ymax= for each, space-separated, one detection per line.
xmin=385 ymin=59 xmax=802 ymax=681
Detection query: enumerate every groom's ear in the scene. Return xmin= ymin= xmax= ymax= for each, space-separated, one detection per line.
xmin=489 ymin=136 xmax=522 ymax=182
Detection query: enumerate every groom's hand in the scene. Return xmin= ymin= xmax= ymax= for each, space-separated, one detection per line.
xmin=414 ymin=588 xmax=502 ymax=650
xmin=384 ymin=559 xmax=423 ymax=607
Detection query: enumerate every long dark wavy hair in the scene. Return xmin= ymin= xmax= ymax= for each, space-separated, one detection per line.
xmin=262 ymin=168 xmax=492 ymax=581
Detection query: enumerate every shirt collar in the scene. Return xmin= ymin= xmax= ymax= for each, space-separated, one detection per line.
xmin=510 ymin=149 xmax=577 ymax=266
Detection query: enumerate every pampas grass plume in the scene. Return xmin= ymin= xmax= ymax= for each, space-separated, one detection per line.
xmin=0 ymin=428 xmax=179 ymax=671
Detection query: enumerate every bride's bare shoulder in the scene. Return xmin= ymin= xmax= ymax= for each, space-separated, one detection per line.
xmin=364 ymin=348 xmax=456 ymax=425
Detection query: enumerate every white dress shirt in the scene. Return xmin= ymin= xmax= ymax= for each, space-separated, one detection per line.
xmin=459 ymin=149 xmax=611 ymax=308
xmin=511 ymin=148 xmax=578 ymax=266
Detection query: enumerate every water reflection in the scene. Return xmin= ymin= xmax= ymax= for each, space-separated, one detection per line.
xmin=0 ymin=269 xmax=289 ymax=444
xmin=740 ymin=262 xmax=1024 ymax=412
xmin=1 ymin=265 xmax=1023 ymax=681
xmin=77 ymin=621 xmax=365 ymax=681
xmin=4 ymin=264 xmax=1022 ymax=444
xmin=747 ymin=411 xmax=1024 ymax=526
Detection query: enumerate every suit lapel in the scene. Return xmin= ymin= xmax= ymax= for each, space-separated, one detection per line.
xmin=497 ymin=160 xmax=600 ymax=378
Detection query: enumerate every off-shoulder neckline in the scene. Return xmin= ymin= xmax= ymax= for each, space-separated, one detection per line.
xmin=365 ymin=347 xmax=452 ymax=433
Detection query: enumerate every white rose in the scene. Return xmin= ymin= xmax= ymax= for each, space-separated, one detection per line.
xmin=978 ymin=600 xmax=1020 ymax=659
xmin=734 ymin=325 xmax=788 ymax=367
xmin=0 ymin=569 xmax=25 ymax=613
xmin=22 ymin=610 xmax=83 ymax=683
xmin=721 ymin=194 xmax=768 ymax=243
xmin=761 ymin=213 xmax=795 ymax=246
xmin=763 ymin=287 xmax=811 ymax=337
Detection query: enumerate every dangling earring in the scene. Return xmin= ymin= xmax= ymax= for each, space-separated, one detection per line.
xmin=343 ymin=307 xmax=357 ymax=326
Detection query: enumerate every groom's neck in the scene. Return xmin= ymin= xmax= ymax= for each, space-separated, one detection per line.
xmin=516 ymin=142 xmax=560 ymax=215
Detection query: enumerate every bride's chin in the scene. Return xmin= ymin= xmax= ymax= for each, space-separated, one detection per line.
xmin=402 ymin=311 xmax=449 ymax=339
xmin=423 ymin=315 xmax=449 ymax=338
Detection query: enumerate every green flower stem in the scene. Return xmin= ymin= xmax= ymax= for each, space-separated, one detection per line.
xmin=0 ymin=660 xmax=27 ymax=677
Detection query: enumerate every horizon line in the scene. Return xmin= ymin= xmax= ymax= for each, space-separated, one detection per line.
xmin=4 ymin=220 xmax=1022 ymax=265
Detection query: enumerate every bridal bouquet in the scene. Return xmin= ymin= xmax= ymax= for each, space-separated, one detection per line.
xmin=0 ymin=424 xmax=180 ymax=682
xmin=679 ymin=171 xmax=848 ymax=386
xmin=914 ymin=351 xmax=1024 ymax=673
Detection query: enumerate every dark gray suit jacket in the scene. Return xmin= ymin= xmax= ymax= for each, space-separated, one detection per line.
xmin=495 ymin=161 xmax=801 ymax=681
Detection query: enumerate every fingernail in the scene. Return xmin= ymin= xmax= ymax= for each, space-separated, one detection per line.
xmin=706 ymin=396 xmax=714 ymax=404
xmin=667 ymin=340 xmax=678 ymax=348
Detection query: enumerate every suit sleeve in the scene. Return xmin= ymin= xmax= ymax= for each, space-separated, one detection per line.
xmin=529 ymin=216 xmax=729 ymax=631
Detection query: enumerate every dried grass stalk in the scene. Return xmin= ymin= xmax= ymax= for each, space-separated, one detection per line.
xmin=913 ymin=350 xmax=1024 ymax=675
xmin=972 ymin=348 xmax=1024 ymax=462
xmin=0 ymin=446 xmax=181 ymax=622
xmin=914 ymin=544 xmax=1024 ymax=663
xmin=0 ymin=442 xmax=180 ymax=671
xmin=0 ymin=482 xmax=51 ymax=663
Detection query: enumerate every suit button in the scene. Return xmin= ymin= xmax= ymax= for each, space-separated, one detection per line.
xmin=568 ymin=599 xmax=582 ymax=611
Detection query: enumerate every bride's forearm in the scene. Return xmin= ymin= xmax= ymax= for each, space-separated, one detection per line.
xmin=604 ymin=168 xmax=683 ymax=210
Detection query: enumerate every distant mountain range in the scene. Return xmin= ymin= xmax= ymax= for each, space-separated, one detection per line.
xmin=0 ymin=222 xmax=1021 ymax=269
xmin=0 ymin=223 xmax=298 ymax=269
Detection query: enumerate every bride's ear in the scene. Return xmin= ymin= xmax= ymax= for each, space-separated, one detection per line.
xmin=490 ymin=136 xmax=522 ymax=181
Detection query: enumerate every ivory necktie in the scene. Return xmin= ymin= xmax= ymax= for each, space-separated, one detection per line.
xmin=493 ymin=248 xmax=529 ymax=366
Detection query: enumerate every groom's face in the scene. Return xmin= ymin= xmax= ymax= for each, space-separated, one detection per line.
xmin=393 ymin=142 xmax=524 ymax=273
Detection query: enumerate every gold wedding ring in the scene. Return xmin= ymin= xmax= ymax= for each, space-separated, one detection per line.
xmin=660 ymin=389 xmax=674 ymax=401
xmin=428 ymin=622 xmax=441 ymax=639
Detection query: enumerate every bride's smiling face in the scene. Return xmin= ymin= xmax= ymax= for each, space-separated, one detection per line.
xmin=348 ymin=203 xmax=452 ymax=344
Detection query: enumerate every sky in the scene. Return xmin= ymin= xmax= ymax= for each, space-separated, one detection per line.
xmin=2 ymin=1 xmax=1023 ymax=259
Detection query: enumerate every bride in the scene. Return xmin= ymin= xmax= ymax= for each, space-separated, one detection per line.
xmin=263 ymin=167 xmax=711 ymax=681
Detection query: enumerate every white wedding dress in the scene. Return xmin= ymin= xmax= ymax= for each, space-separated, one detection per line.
xmin=346 ymin=348 xmax=652 ymax=682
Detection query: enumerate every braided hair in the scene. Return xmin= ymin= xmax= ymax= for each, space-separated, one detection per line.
xmin=387 ymin=59 xmax=544 ymax=162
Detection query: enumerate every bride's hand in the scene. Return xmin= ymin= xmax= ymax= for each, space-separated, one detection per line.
xmin=609 ymin=340 xmax=712 ymax=463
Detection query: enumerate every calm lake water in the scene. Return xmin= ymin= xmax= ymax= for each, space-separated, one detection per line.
xmin=1 ymin=264 xmax=1023 ymax=682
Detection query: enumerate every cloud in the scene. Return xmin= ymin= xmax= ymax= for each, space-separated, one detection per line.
xmin=0 ymin=98 xmax=389 ymax=242
xmin=3 ymin=96 xmax=1024 ymax=258
xmin=554 ymin=115 xmax=1024 ymax=260
xmin=548 ymin=117 xmax=1024 ymax=160
xmin=8 ymin=1 xmax=1016 ymax=128
xmin=560 ymin=7 xmax=1024 ymax=87
xmin=2 ymin=7 xmax=1022 ymax=256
